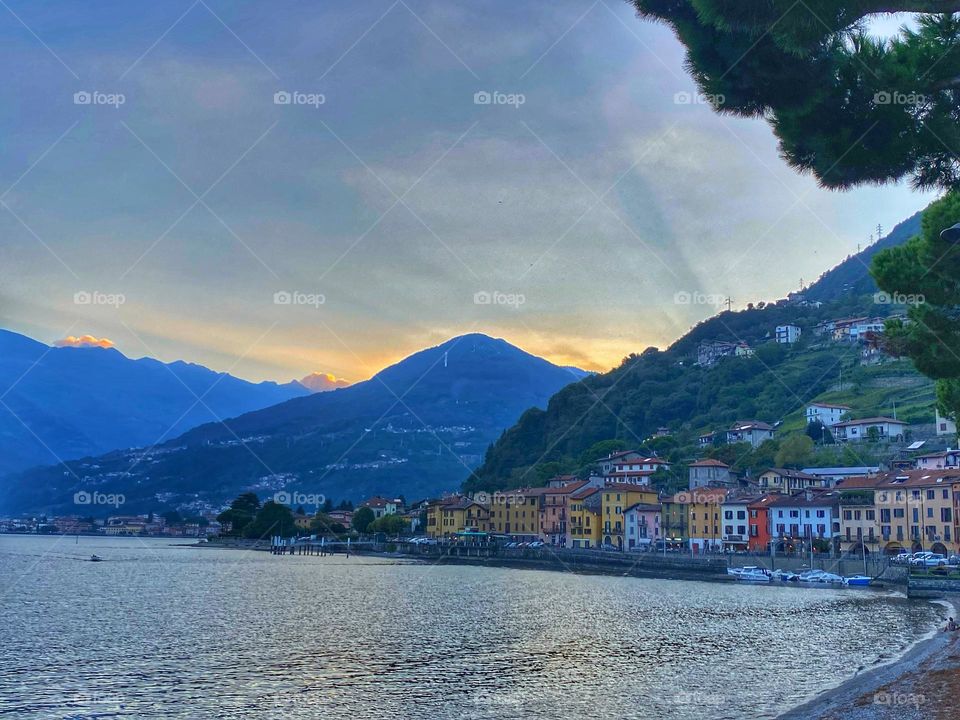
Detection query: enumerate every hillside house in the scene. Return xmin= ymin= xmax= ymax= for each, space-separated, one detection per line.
xmin=696 ymin=340 xmax=737 ymax=368
xmin=688 ymin=459 xmax=734 ymax=489
xmin=726 ymin=421 xmax=774 ymax=448
xmin=801 ymin=466 xmax=881 ymax=486
xmin=936 ymin=408 xmax=957 ymax=438
xmin=832 ymin=417 xmax=908 ymax=442
xmin=758 ymin=468 xmax=828 ymax=493
xmin=805 ymin=402 xmax=851 ymax=428
xmin=775 ymin=325 xmax=801 ymax=344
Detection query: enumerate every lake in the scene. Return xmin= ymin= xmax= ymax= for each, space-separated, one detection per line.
xmin=0 ymin=535 xmax=944 ymax=719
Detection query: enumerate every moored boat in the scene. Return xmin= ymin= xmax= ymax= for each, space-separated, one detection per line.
xmin=89 ymin=554 xmax=102 ymax=562
xmin=734 ymin=567 xmax=771 ymax=582
xmin=843 ymin=575 xmax=871 ymax=586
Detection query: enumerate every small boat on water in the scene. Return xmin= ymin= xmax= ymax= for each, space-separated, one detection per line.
xmin=843 ymin=575 xmax=871 ymax=586
xmin=728 ymin=566 xmax=771 ymax=582
xmin=770 ymin=569 xmax=799 ymax=582
xmin=797 ymin=569 xmax=843 ymax=584
xmin=89 ymin=554 xmax=103 ymax=562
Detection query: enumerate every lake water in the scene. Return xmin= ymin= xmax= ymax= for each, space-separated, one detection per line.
xmin=0 ymin=535 xmax=945 ymax=719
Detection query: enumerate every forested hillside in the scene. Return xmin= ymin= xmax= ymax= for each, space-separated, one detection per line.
xmin=465 ymin=215 xmax=933 ymax=492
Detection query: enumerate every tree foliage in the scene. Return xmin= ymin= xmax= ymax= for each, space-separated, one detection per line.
xmin=243 ymin=500 xmax=296 ymax=539
xmin=351 ymin=506 xmax=375 ymax=533
xmin=631 ymin=2 xmax=960 ymax=191
xmin=216 ymin=492 xmax=261 ymax=536
xmin=873 ymin=191 xmax=960 ymax=419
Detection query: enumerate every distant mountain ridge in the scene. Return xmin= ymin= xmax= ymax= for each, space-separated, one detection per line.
xmin=803 ymin=211 xmax=922 ymax=303
xmin=1 ymin=333 xmax=588 ymax=515
xmin=0 ymin=329 xmax=309 ymax=477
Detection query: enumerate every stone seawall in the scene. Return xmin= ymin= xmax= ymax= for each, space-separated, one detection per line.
xmin=907 ymin=576 xmax=960 ymax=598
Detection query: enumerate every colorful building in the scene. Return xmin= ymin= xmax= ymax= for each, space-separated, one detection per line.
xmin=747 ymin=495 xmax=776 ymax=552
xmin=624 ymin=503 xmax=661 ymax=550
xmin=685 ymin=488 xmax=727 ymax=552
xmin=487 ymin=488 xmax=546 ymax=540
xmin=757 ymin=468 xmax=828 ymax=493
xmin=426 ymin=497 xmax=490 ymax=538
xmin=600 ymin=484 xmax=659 ymax=550
xmin=567 ymin=486 xmax=601 ymax=548
xmin=540 ymin=480 xmax=589 ymax=546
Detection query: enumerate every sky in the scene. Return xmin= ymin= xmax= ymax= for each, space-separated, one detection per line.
xmin=0 ymin=1 xmax=935 ymax=384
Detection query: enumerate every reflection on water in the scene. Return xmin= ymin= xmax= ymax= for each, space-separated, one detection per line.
xmin=0 ymin=536 xmax=942 ymax=719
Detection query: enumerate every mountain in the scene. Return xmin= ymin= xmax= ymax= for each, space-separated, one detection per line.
xmin=803 ymin=211 xmax=922 ymax=303
xmin=0 ymin=329 xmax=309 ymax=477
xmin=465 ymin=209 xmax=933 ymax=491
xmin=0 ymin=334 xmax=588 ymax=515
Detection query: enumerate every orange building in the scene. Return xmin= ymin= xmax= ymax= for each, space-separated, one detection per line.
xmin=747 ymin=495 xmax=776 ymax=552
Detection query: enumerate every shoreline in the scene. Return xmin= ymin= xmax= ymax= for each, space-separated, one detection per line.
xmin=778 ymin=598 xmax=959 ymax=720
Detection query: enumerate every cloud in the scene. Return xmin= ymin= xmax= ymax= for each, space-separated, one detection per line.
xmin=54 ymin=335 xmax=115 ymax=349
xmin=299 ymin=372 xmax=351 ymax=393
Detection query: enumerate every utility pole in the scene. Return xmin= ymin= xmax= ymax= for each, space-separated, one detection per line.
xmin=725 ymin=297 xmax=732 ymax=312
xmin=876 ymin=223 xmax=883 ymax=240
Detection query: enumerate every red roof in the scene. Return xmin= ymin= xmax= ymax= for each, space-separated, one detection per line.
xmin=689 ymin=459 xmax=730 ymax=468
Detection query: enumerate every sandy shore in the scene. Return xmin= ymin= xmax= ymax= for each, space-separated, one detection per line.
xmin=779 ymin=601 xmax=960 ymax=720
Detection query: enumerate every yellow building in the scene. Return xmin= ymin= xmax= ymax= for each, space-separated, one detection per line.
xmin=487 ymin=488 xmax=546 ymax=540
xmin=685 ymin=488 xmax=728 ymax=552
xmin=425 ymin=497 xmax=490 ymax=538
xmin=600 ymin=484 xmax=658 ymax=550
xmin=567 ymin=486 xmax=602 ymax=548
xmin=835 ymin=470 xmax=960 ymax=555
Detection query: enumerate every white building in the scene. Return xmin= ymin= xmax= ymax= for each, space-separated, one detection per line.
xmin=832 ymin=417 xmax=908 ymax=442
xmin=935 ymin=408 xmax=957 ymax=438
xmin=775 ymin=325 xmax=801 ymax=344
xmin=801 ymin=466 xmax=880 ymax=486
xmin=598 ymin=452 xmax=670 ymax=485
xmin=720 ymin=499 xmax=751 ymax=551
xmin=726 ymin=421 xmax=774 ymax=448
xmin=805 ymin=402 xmax=851 ymax=428
xmin=768 ymin=491 xmax=840 ymax=550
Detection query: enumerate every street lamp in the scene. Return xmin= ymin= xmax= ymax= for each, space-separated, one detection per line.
xmin=941 ymin=223 xmax=960 ymax=242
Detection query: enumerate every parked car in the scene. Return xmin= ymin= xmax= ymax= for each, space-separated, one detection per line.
xmin=909 ymin=552 xmax=934 ymax=567
xmin=948 ymin=555 xmax=960 ymax=566
xmin=528 ymin=541 xmax=544 ymax=548
xmin=922 ymin=554 xmax=948 ymax=568
xmin=891 ymin=553 xmax=912 ymax=565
